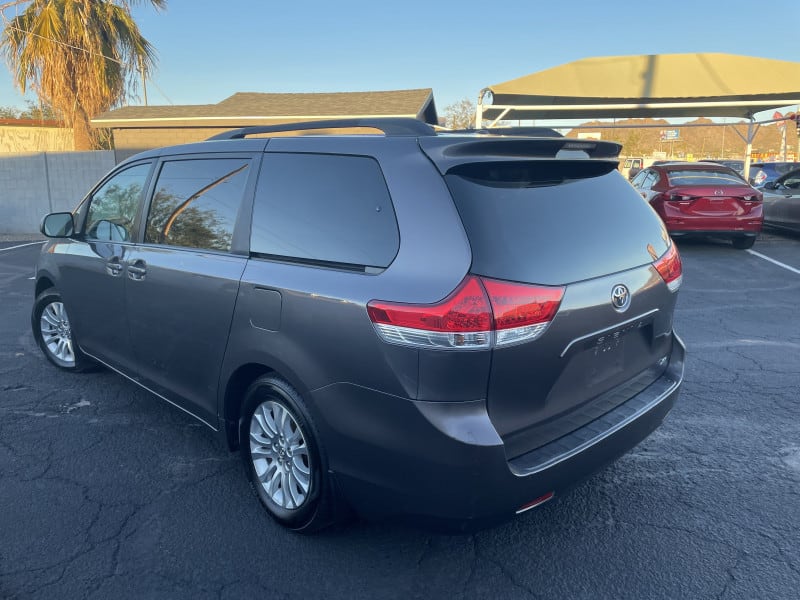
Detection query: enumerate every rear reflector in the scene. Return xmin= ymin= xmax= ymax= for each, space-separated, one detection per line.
xmin=653 ymin=243 xmax=683 ymax=292
xmin=367 ymin=276 xmax=565 ymax=350
xmin=516 ymin=491 xmax=555 ymax=514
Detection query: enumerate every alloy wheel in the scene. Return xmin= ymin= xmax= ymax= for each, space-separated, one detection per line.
xmin=39 ymin=301 xmax=75 ymax=366
xmin=249 ymin=400 xmax=312 ymax=510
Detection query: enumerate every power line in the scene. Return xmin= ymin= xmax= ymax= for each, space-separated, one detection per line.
xmin=3 ymin=23 xmax=127 ymax=65
xmin=1 ymin=22 xmax=174 ymax=105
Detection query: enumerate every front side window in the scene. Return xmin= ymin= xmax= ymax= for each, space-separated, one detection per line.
xmin=144 ymin=158 xmax=250 ymax=252
xmin=85 ymin=163 xmax=151 ymax=242
xmin=251 ymin=153 xmax=399 ymax=268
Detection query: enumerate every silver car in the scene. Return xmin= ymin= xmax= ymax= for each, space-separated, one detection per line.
xmin=762 ymin=167 xmax=800 ymax=233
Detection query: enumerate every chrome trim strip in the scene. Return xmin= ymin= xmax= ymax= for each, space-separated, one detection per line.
xmin=559 ymin=308 xmax=659 ymax=358
xmin=84 ymin=351 xmax=218 ymax=431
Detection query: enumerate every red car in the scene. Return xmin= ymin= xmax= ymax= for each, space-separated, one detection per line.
xmin=631 ymin=162 xmax=762 ymax=249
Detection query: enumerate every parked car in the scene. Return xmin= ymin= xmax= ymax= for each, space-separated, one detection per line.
xmin=631 ymin=162 xmax=762 ymax=249
xmin=704 ymin=159 xmax=745 ymax=177
xmin=749 ymin=161 xmax=800 ymax=187
xmin=621 ymin=157 xmax=645 ymax=180
xmin=33 ymin=118 xmax=685 ymax=532
xmin=761 ymin=167 xmax=800 ymax=232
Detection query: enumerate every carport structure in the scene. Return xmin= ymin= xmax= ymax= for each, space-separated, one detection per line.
xmin=476 ymin=53 xmax=800 ymax=177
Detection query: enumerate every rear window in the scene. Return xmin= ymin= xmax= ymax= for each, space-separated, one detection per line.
xmin=666 ymin=170 xmax=743 ymax=186
xmin=445 ymin=162 xmax=670 ymax=286
xmin=776 ymin=163 xmax=800 ymax=175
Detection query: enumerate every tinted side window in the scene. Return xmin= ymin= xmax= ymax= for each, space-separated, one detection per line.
xmin=252 ymin=153 xmax=399 ymax=268
xmin=85 ymin=163 xmax=151 ymax=242
xmin=144 ymin=158 xmax=250 ymax=252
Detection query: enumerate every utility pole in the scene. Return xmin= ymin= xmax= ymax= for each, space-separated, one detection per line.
xmin=140 ymin=61 xmax=148 ymax=106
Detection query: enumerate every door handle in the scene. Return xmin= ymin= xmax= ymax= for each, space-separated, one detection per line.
xmin=105 ymin=257 xmax=123 ymax=277
xmin=127 ymin=259 xmax=147 ymax=281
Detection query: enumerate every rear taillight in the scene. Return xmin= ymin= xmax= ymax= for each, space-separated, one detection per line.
xmin=481 ymin=278 xmax=564 ymax=347
xmin=653 ymin=244 xmax=682 ymax=292
xmin=367 ymin=275 xmax=565 ymax=349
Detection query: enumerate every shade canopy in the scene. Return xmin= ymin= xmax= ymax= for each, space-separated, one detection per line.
xmin=479 ymin=53 xmax=800 ymax=122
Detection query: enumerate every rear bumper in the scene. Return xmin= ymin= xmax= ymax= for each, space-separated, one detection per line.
xmin=312 ymin=334 xmax=686 ymax=526
xmin=665 ymin=223 xmax=762 ymax=235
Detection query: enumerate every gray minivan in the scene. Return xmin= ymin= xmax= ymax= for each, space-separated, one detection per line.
xmin=33 ymin=119 xmax=685 ymax=532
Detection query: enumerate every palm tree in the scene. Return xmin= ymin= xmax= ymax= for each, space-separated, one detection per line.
xmin=1 ymin=0 xmax=165 ymax=149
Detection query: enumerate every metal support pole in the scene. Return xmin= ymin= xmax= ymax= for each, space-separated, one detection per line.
xmin=475 ymin=90 xmax=485 ymax=129
xmin=781 ymin=122 xmax=787 ymax=161
xmin=743 ymin=118 xmax=755 ymax=182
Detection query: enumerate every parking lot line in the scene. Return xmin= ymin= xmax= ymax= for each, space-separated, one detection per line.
xmin=0 ymin=241 xmax=45 ymax=253
xmin=746 ymin=249 xmax=800 ymax=276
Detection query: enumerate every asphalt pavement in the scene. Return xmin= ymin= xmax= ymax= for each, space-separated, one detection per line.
xmin=1 ymin=234 xmax=799 ymax=599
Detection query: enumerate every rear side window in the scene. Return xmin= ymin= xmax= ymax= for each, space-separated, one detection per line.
xmin=251 ymin=153 xmax=399 ymax=268
xmin=666 ymin=170 xmax=743 ymax=186
xmin=144 ymin=158 xmax=250 ymax=252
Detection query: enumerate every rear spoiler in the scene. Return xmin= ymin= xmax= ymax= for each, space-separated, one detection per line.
xmin=419 ymin=137 xmax=622 ymax=175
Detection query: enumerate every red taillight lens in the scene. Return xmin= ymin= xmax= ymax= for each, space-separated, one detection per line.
xmin=653 ymin=243 xmax=682 ymax=292
xmin=367 ymin=276 xmax=491 ymax=333
xmin=481 ymin=278 xmax=564 ymax=346
xmin=367 ymin=276 xmax=565 ymax=349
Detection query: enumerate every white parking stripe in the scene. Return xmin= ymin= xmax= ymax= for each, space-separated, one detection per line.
xmin=746 ymin=250 xmax=800 ymax=276
xmin=0 ymin=241 xmax=45 ymax=253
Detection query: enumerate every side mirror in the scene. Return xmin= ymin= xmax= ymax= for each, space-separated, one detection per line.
xmin=41 ymin=212 xmax=75 ymax=238
xmin=762 ymin=181 xmax=777 ymax=190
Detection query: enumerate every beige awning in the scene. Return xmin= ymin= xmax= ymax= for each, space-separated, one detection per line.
xmin=480 ymin=53 xmax=800 ymax=121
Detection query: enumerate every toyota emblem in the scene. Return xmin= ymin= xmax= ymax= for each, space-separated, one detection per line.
xmin=611 ymin=284 xmax=631 ymax=312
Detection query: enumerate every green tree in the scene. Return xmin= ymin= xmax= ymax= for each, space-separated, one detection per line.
xmin=0 ymin=104 xmax=21 ymax=118
xmin=1 ymin=0 xmax=165 ymax=150
xmin=20 ymin=98 xmax=59 ymax=120
xmin=443 ymin=98 xmax=476 ymax=130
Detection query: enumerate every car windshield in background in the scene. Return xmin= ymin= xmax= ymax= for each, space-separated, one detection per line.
xmin=666 ymin=170 xmax=744 ymax=186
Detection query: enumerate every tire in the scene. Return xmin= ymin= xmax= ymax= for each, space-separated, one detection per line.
xmin=31 ymin=290 xmax=94 ymax=371
xmin=240 ymin=375 xmax=338 ymax=532
xmin=732 ymin=236 xmax=756 ymax=250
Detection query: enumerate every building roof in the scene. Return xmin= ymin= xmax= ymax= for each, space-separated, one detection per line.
xmin=481 ymin=53 xmax=800 ymax=120
xmin=92 ymin=88 xmax=438 ymax=128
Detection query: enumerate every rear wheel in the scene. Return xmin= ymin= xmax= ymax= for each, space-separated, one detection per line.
xmin=240 ymin=375 xmax=338 ymax=532
xmin=732 ymin=236 xmax=756 ymax=250
xmin=32 ymin=290 xmax=93 ymax=371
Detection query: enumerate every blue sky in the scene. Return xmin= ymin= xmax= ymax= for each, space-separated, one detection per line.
xmin=1 ymin=0 xmax=799 ymax=121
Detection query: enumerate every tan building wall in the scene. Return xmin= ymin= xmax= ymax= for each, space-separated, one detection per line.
xmin=112 ymin=127 xmax=231 ymax=163
xmin=0 ymin=126 xmax=73 ymax=152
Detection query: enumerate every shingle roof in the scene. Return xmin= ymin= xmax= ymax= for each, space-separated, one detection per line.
xmin=92 ymin=89 xmax=437 ymax=127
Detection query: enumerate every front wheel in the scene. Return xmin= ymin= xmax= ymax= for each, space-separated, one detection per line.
xmin=240 ymin=375 xmax=339 ymax=532
xmin=732 ymin=236 xmax=756 ymax=250
xmin=31 ymin=290 xmax=93 ymax=371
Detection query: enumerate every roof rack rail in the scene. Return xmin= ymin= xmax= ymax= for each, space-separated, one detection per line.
xmin=445 ymin=126 xmax=563 ymax=138
xmin=207 ymin=118 xmax=436 ymax=140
